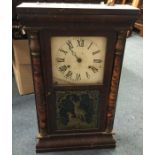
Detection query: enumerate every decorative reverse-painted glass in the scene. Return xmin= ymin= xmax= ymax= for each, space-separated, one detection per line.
xmin=56 ymin=90 xmax=100 ymax=130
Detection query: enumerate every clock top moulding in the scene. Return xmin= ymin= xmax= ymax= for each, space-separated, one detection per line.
xmin=17 ymin=2 xmax=139 ymax=30
xmin=16 ymin=2 xmax=139 ymax=152
xmin=13 ymin=0 xmax=103 ymax=30
xmin=45 ymin=0 xmax=103 ymax=3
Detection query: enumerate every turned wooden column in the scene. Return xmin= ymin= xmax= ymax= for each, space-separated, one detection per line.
xmin=106 ymin=31 xmax=127 ymax=132
xmin=28 ymin=31 xmax=47 ymax=136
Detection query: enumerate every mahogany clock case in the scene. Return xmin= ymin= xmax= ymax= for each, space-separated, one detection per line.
xmin=16 ymin=3 xmax=139 ymax=152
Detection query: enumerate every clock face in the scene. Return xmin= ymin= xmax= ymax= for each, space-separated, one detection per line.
xmin=51 ymin=36 xmax=107 ymax=85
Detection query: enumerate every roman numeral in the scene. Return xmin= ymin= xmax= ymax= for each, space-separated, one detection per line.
xmin=58 ymin=65 xmax=68 ymax=73
xmin=93 ymin=59 xmax=102 ymax=63
xmin=56 ymin=57 xmax=65 ymax=62
xmin=75 ymin=73 xmax=81 ymax=81
xmin=92 ymin=50 xmax=100 ymax=55
xmin=86 ymin=72 xmax=90 ymax=79
xmin=65 ymin=71 xmax=73 ymax=78
xmin=88 ymin=66 xmax=98 ymax=73
xmin=77 ymin=39 xmax=84 ymax=47
xmin=87 ymin=42 xmax=93 ymax=50
xmin=66 ymin=40 xmax=74 ymax=49
xmin=59 ymin=48 xmax=68 ymax=55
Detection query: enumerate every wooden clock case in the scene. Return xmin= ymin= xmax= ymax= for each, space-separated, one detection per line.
xmin=16 ymin=3 xmax=139 ymax=152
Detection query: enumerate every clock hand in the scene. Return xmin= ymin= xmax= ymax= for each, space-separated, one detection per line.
xmin=70 ymin=49 xmax=78 ymax=58
xmin=69 ymin=49 xmax=82 ymax=63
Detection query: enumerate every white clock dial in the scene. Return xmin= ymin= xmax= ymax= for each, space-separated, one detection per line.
xmin=51 ymin=36 xmax=107 ymax=85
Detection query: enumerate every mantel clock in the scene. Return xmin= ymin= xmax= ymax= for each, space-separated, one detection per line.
xmin=16 ymin=2 xmax=139 ymax=152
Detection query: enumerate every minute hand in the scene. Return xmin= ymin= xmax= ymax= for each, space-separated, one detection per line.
xmin=70 ymin=49 xmax=79 ymax=60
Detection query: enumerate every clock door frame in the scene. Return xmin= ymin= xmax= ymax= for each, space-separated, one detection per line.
xmin=39 ymin=29 xmax=117 ymax=135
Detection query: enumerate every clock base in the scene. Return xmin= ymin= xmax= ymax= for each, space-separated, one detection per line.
xmin=36 ymin=133 xmax=116 ymax=152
